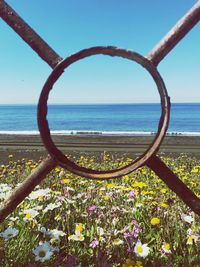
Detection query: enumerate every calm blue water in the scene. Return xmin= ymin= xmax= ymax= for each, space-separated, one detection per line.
xmin=0 ymin=103 xmax=199 ymax=135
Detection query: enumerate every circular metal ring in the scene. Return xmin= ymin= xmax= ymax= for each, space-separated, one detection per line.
xmin=37 ymin=46 xmax=170 ymax=179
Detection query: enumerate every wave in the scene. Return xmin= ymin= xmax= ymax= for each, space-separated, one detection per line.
xmin=0 ymin=130 xmax=200 ymax=136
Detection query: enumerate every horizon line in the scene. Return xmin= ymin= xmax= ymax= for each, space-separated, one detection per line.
xmin=0 ymin=101 xmax=200 ymax=105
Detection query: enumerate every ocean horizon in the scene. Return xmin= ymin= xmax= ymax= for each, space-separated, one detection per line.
xmin=0 ymin=103 xmax=199 ymax=136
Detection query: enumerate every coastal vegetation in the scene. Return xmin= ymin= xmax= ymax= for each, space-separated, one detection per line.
xmin=0 ymin=153 xmax=199 ymax=266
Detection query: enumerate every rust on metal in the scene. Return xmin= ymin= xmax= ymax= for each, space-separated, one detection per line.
xmin=0 ymin=156 xmax=56 ymax=223
xmin=147 ymin=0 xmax=200 ymax=66
xmin=147 ymin=155 xmax=200 ymax=216
xmin=0 ymin=0 xmax=200 ymax=219
xmin=37 ymin=46 xmax=170 ymax=179
xmin=0 ymin=0 xmax=62 ymax=68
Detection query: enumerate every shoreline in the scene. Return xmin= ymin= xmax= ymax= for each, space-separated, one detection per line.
xmin=0 ymin=131 xmax=200 ymax=136
xmin=0 ymin=134 xmax=200 ymax=164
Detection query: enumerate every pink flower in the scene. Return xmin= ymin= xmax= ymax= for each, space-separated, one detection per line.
xmin=89 ymin=240 xmax=99 ymax=248
xmin=88 ymin=205 xmax=97 ymax=212
xmin=128 ymin=190 xmax=136 ymax=198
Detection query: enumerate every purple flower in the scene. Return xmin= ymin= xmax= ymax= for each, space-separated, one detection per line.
xmin=88 ymin=205 xmax=97 ymax=212
xmin=124 ymin=219 xmax=142 ymax=252
xmin=89 ymin=239 xmax=99 ymax=248
xmin=128 ymin=190 xmax=136 ymax=198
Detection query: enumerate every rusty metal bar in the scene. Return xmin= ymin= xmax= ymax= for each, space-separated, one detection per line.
xmin=147 ymin=0 xmax=200 ymax=66
xmin=37 ymin=46 xmax=170 ymax=179
xmin=0 ymin=0 xmax=62 ymax=68
xmin=0 ymin=0 xmax=200 ymax=221
xmin=0 ymin=0 xmax=61 ymax=221
xmin=0 ymin=156 xmax=56 ymax=223
xmin=147 ymin=155 xmax=200 ymax=216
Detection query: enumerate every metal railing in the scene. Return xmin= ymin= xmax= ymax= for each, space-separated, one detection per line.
xmin=0 ymin=0 xmax=200 ymax=222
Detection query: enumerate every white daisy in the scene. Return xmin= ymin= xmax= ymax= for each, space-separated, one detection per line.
xmin=32 ymin=241 xmax=55 ymax=262
xmin=28 ymin=188 xmax=51 ymax=200
xmin=0 ymin=184 xmax=12 ymax=200
xmin=23 ymin=208 xmax=39 ymax=221
xmin=161 ymin=242 xmax=172 ymax=254
xmin=68 ymin=233 xmax=85 ymax=241
xmin=8 ymin=216 xmax=19 ymax=222
xmin=0 ymin=226 xmax=19 ymax=240
xmin=0 ymin=183 xmax=12 ymax=192
xmin=43 ymin=202 xmax=62 ymax=213
xmin=48 ymin=229 xmax=66 ymax=241
xmin=181 ymin=214 xmax=194 ymax=224
xmin=134 ymin=241 xmax=150 ymax=258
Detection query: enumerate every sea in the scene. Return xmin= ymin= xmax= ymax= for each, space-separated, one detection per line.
xmin=0 ymin=103 xmax=199 ymax=136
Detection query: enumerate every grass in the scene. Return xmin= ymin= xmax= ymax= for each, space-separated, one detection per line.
xmin=0 ymin=152 xmax=200 ymax=267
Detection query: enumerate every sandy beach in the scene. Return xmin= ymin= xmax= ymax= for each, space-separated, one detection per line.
xmin=0 ymin=134 xmax=200 ymax=164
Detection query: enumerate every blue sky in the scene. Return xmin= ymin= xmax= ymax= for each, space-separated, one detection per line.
xmin=0 ymin=0 xmax=199 ymax=104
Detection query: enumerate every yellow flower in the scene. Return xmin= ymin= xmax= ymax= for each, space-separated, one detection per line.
xmin=162 ymin=242 xmax=171 ymax=254
xmin=186 ymin=234 xmax=198 ymax=245
xmin=136 ymin=261 xmax=143 ymax=267
xmin=120 ymin=186 xmax=127 ymax=192
xmin=68 ymin=233 xmax=84 ymax=241
xmin=113 ymin=238 xmax=123 ymax=246
xmin=163 ymin=243 xmax=170 ymax=250
xmin=191 ymin=167 xmax=199 ymax=173
xmin=75 ymin=223 xmax=84 ymax=233
xmin=160 ymin=188 xmax=167 ymax=194
xmin=62 ymin=179 xmax=70 ymax=184
xmin=123 ymin=175 xmax=129 ymax=181
xmin=32 ymin=221 xmax=37 ymax=229
xmin=141 ymin=169 xmax=147 ymax=175
xmin=30 ymin=164 xmax=36 ymax=170
xmin=103 ymin=195 xmax=110 ymax=201
xmin=160 ymin=203 xmax=169 ymax=208
xmin=25 ymin=213 xmax=32 ymax=220
xmin=55 ymin=167 xmax=61 ymax=173
xmin=190 ymin=181 xmax=196 ymax=187
xmin=150 ymin=217 xmax=160 ymax=225
xmin=8 ymin=155 xmax=13 ymax=162
xmin=122 ymin=258 xmax=134 ymax=267
xmin=77 ymin=234 xmax=84 ymax=241
xmin=187 ymin=235 xmax=193 ymax=245
xmin=143 ymin=190 xmax=155 ymax=195
xmin=107 ymin=183 xmax=115 ymax=189
xmin=132 ymin=181 xmax=147 ymax=189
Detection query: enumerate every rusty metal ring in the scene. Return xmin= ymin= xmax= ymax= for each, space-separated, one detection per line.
xmin=38 ymin=46 xmax=170 ymax=179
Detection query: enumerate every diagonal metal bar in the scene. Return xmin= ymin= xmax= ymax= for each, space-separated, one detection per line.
xmin=147 ymin=0 xmax=200 ymax=66
xmin=0 ymin=156 xmax=56 ymax=223
xmin=0 ymin=0 xmax=200 ymax=221
xmin=147 ymin=155 xmax=200 ymax=216
xmin=0 ymin=0 xmax=62 ymax=68
xmin=0 ymin=0 xmax=61 ymax=221
xmin=1 ymin=0 xmax=199 ymax=69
